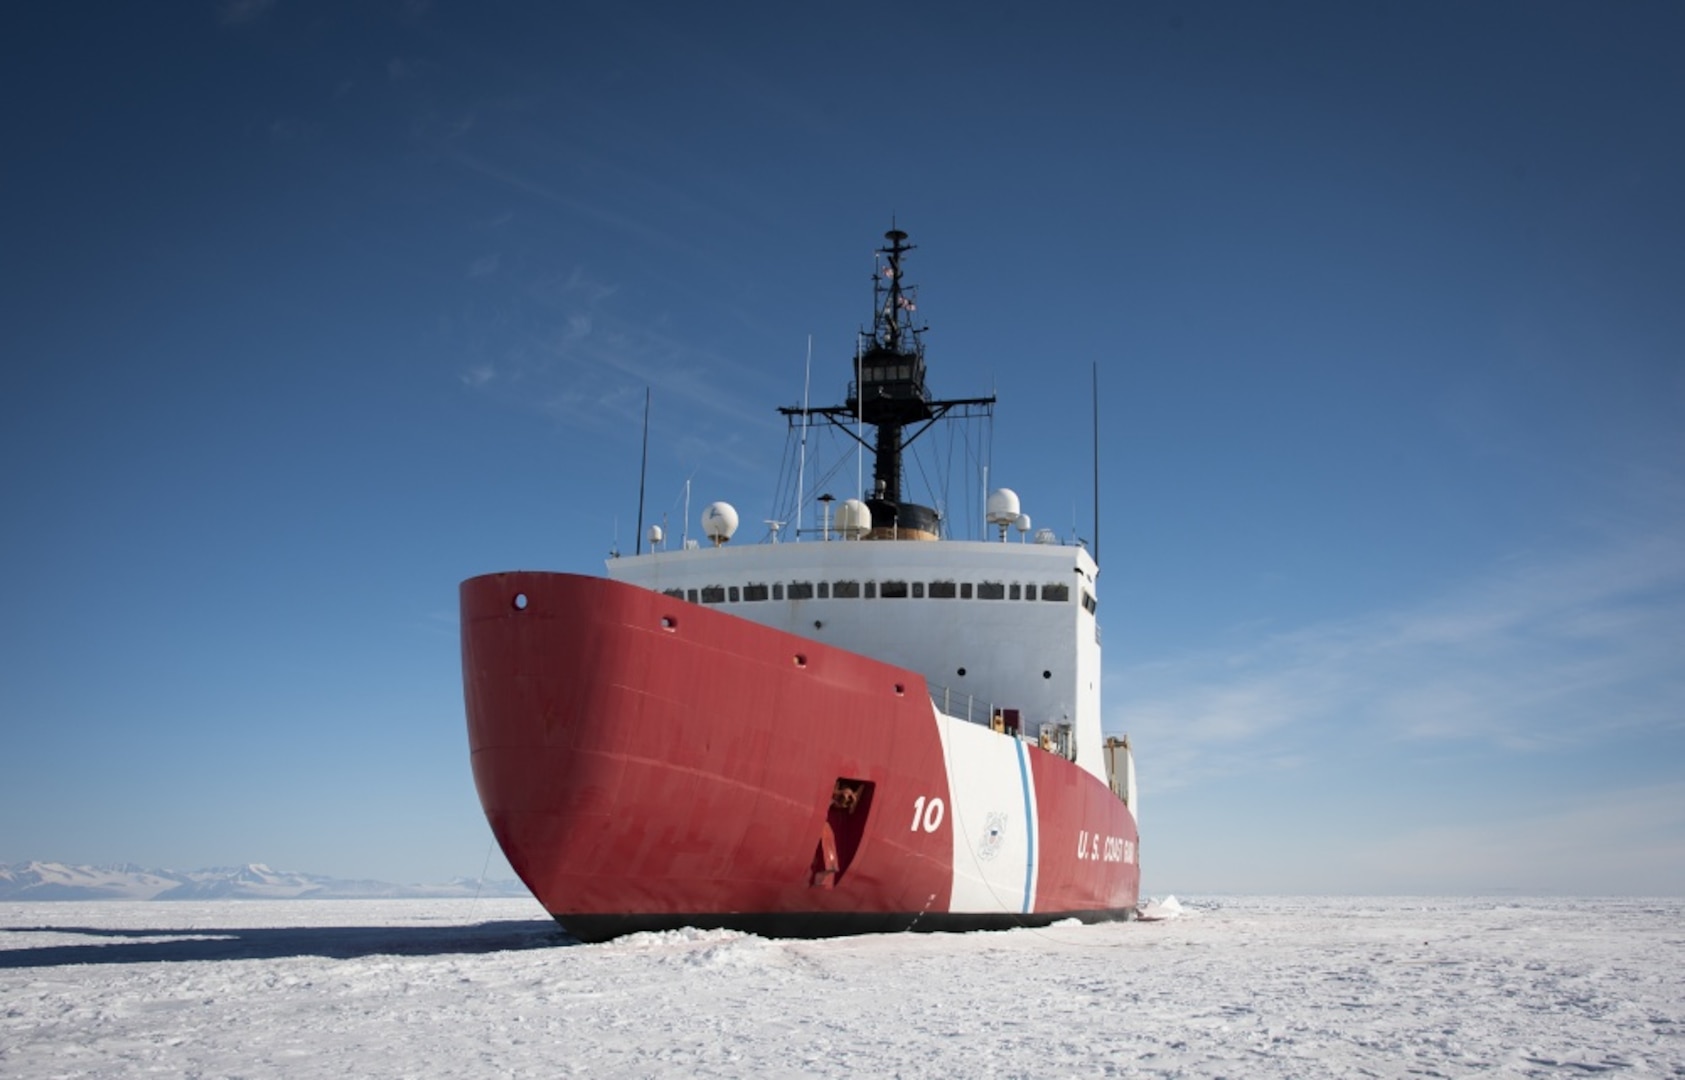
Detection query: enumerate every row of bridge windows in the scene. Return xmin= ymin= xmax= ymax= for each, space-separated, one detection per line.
xmin=664 ymin=580 xmax=1081 ymax=606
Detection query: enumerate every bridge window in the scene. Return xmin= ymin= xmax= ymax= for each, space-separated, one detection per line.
xmin=686 ymin=588 xmax=698 ymax=603
xmin=978 ymin=582 xmax=1005 ymax=600
xmin=880 ymin=580 xmax=908 ymax=598
xmin=1082 ymin=591 xmax=1098 ymax=615
xmin=1042 ymin=583 xmax=1070 ymax=602
xmin=833 ymin=580 xmax=860 ymax=599
xmin=744 ymin=584 xmax=769 ymax=602
xmin=818 ymin=582 xmax=830 ymax=599
xmin=1009 ymin=584 xmax=1021 ymax=600
xmin=701 ymin=586 xmax=726 ymax=604
xmin=1024 ymin=584 xmax=1038 ymax=601
xmin=663 ymin=588 xmax=684 ymax=599
xmin=864 ymin=581 xmax=877 ymax=599
xmin=960 ymin=583 xmax=973 ymax=599
xmin=929 ymin=581 xmax=957 ymax=599
xmin=912 ymin=582 xmax=925 ymax=598
xmin=788 ymin=582 xmax=813 ymax=600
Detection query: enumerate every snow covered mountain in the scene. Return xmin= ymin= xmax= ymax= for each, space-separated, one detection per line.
xmin=0 ymin=862 xmax=528 ymax=901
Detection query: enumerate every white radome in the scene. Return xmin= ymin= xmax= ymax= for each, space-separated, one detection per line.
xmin=701 ymin=502 xmax=739 ymax=545
xmin=835 ymin=498 xmax=872 ymax=538
xmin=985 ymin=488 xmax=1021 ymax=526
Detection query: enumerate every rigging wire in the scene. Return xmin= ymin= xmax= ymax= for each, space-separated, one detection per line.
xmin=942 ymin=416 xmax=958 ymax=538
xmin=797 ymin=335 xmax=812 ymax=539
xmin=769 ymin=421 xmax=809 ymax=538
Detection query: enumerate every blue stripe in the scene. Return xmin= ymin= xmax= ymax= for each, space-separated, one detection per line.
xmin=1014 ymin=739 xmax=1035 ymax=914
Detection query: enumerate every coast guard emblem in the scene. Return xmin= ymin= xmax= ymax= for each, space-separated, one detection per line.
xmin=977 ymin=812 xmax=1008 ymax=861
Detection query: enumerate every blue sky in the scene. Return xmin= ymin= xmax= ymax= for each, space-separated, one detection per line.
xmin=3 ymin=1 xmax=1680 ymax=894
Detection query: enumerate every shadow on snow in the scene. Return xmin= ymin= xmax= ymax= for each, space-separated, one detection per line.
xmin=0 ymin=919 xmax=575 ymax=968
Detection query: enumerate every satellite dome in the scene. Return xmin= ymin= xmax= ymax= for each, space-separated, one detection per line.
xmin=647 ymin=524 xmax=664 ymax=548
xmin=1014 ymin=513 xmax=1032 ymax=536
xmin=701 ymin=501 xmax=739 ymax=545
xmin=836 ymin=498 xmax=872 ymax=539
xmin=986 ymin=488 xmax=1021 ymax=526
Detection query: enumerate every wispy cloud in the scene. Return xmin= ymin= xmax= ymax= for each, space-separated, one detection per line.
xmin=455 ymin=265 xmax=775 ymax=456
xmin=219 ymin=0 xmax=276 ymax=24
xmin=1113 ymin=531 xmax=1685 ymax=791
xmin=412 ymin=111 xmax=475 ymax=141
xmin=387 ymin=57 xmax=431 ymax=83
xmin=445 ymin=151 xmax=696 ymax=262
xmin=268 ymin=117 xmax=315 ymax=144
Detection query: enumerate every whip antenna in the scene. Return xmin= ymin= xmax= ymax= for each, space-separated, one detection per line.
xmin=635 ymin=387 xmax=651 ymax=555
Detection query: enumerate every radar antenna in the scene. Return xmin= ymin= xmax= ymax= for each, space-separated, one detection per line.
xmin=780 ymin=226 xmax=994 ymax=539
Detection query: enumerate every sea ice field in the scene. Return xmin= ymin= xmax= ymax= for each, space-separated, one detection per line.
xmin=2 ymin=895 xmax=1680 ymax=1078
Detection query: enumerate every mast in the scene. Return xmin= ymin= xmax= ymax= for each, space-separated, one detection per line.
xmin=780 ymin=226 xmax=994 ymax=539
xmin=859 ymin=228 xmax=924 ymax=507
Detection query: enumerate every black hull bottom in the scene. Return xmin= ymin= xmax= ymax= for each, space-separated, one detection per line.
xmin=555 ymin=907 xmax=1139 ymax=944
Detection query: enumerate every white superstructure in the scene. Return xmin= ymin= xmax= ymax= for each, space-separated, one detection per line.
xmin=607 ymin=527 xmax=1107 ymax=786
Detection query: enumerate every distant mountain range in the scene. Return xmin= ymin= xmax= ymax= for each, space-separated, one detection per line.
xmin=0 ymin=862 xmax=531 ymax=901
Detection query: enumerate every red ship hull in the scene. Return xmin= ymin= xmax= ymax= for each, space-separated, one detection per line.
xmin=462 ymin=571 xmax=1138 ymax=941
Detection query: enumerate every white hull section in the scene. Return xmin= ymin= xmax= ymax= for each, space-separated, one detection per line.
xmin=935 ymin=706 xmax=1040 ymax=915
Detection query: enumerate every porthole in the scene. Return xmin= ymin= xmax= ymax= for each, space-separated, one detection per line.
xmin=957 ymin=667 xmax=967 ymax=677
xmin=1042 ymin=670 xmax=1052 ymax=679
xmin=794 ymin=654 xmax=808 ymax=668
xmin=512 ymin=593 xmax=528 ymax=611
xmin=661 ymin=616 xmax=678 ymax=631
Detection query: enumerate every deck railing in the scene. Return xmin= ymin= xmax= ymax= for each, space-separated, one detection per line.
xmin=929 ymin=683 xmax=992 ymax=728
xmin=928 ymin=683 xmax=1077 ymax=760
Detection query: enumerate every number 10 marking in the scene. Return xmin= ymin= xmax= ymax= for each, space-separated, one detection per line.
xmin=910 ymin=795 xmax=946 ymax=832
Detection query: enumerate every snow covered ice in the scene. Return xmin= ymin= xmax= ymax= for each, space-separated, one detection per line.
xmin=2 ymin=896 xmax=1681 ymax=1078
